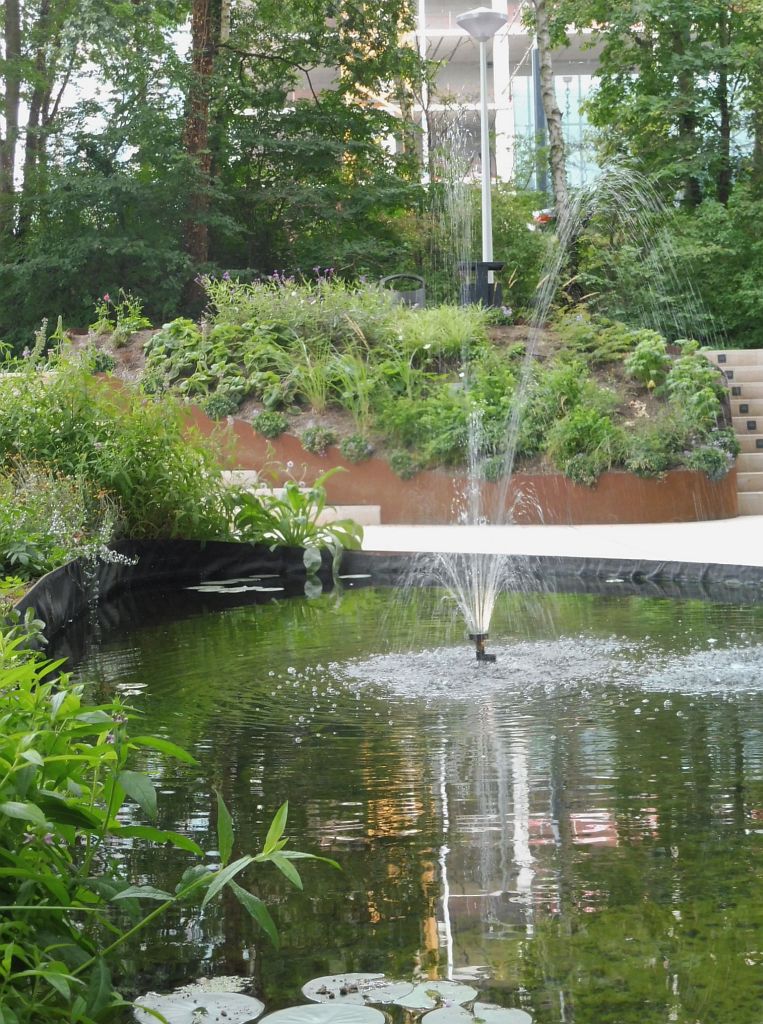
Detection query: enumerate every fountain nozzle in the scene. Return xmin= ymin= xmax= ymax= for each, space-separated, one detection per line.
xmin=468 ymin=632 xmax=496 ymax=663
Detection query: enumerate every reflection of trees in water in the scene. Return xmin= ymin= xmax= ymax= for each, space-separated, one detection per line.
xmin=68 ymin=588 xmax=763 ymax=1021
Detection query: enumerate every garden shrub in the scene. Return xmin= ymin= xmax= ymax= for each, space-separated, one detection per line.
xmin=339 ymin=434 xmax=374 ymax=462
xmin=253 ymin=410 xmax=288 ymax=438
xmin=624 ymin=331 xmax=671 ymax=387
xmin=301 ymin=426 xmax=338 ymax=455
xmin=0 ymin=352 xmax=232 ymax=541
xmin=388 ymin=450 xmax=421 ymax=479
xmin=200 ymin=389 xmax=241 ymax=420
xmin=0 ymin=461 xmax=119 ymax=579
xmin=546 ymin=407 xmax=626 ymax=486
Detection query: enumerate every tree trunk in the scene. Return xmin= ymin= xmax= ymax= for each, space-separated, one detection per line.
xmin=716 ymin=9 xmax=732 ymax=205
xmin=183 ymin=0 xmax=221 ymax=274
xmin=717 ymin=68 xmax=732 ymax=204
xmin=531 ymin=0 xmax=568 ymax=215
xmin=674 ymin=28 xmax=702 ymax=207
xmin=0 ymin=0 xmax=22 ymax=238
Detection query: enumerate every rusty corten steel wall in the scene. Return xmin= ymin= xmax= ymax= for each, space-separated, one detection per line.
xmin=187 ymin=410 xmax=739 ymax=525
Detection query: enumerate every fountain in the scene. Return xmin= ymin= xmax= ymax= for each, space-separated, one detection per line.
xmin=418 ymin=160 xmax=725 ymax=662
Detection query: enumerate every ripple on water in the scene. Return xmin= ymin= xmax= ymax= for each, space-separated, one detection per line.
xmin=340 ymin=636 xmax=763 ymax=700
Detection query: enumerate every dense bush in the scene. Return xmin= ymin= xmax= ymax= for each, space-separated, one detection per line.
xmin=0 ymin=354 xmax=232 ymax=542
xmin=301 ymin=426 xmax=338 ymax=455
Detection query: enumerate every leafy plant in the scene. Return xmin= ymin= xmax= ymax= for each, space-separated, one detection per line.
xmin=253 ymin=410 xmax=289 ymax=438
xmin=201 ymin=390 xmax=241 ymax=419
xmin=339 ymin=434 xmax=374 ymax=462
xmin=624 ymin=331 xmax=671 ymax=388
xmin=300 ymin=426 xmax=338 ymax=455
xmin=233 ymin=468 xmax=363 ymax=571
xmin=388 ymin=450 xmax=420 ymax=479
xmin=546 ymin=407 xmax=626 ymax=486
xmin=89 ymin=290 xmax=151 ymax=346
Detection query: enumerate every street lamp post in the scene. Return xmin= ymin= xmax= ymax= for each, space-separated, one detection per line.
xmin=456 ymin=6 xmax=508 ymax=306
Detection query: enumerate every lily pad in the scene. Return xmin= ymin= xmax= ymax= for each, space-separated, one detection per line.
xmin=395 ymin=982 xmax=478 ymax=1011
xmin=473 ymin=1004 xmax=532 ymax=1024
xmin=133 ymin=983 xmax=265 ymax=1024
xmin=260 ymin=1004 xmax=386 ymax=1024
xmin=302 ymin=975 xmax=413 ymax=1005
xmin=422 ymin=1006 xmax=473 ymax=1024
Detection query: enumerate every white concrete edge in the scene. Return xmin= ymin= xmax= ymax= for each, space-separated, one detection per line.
xmin=361 ymin=516 xmax=763 ymax=568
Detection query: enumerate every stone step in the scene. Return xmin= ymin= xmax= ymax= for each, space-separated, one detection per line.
xmin=727 ymin=382 xmax=763 ymax=399
xmin=737 ymin=452 xmax=763 ymax=470
xmin=718 ymin=366 xmax=763 ymax=384
xmin=738 ymin=435 xmax=763 ymax=453
xmin=738 ymin=472 xmax=763 ymax=492
xmin=731 ymin=399 xmax=763 ymax=416
xmin=739 ymin=492 xmax=763 ymax=515
xmin=705 ymin=349 xmax=763 ymax=366
xmin=731 ymin=416 xmax=763 ymax=432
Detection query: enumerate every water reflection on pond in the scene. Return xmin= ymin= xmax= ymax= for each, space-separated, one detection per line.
xmin=63 ymin=582 xmax=763 ymax=1024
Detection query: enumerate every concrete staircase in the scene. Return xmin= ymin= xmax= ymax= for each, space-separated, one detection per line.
xmin=705 ymin=349 xmax=763 ymax=515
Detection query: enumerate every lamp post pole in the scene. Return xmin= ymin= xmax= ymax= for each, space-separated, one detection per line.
xmin=478 ymin=37 xmax=492 ymax=263
xmin=456 ymin=6 xmax=509 ymax=305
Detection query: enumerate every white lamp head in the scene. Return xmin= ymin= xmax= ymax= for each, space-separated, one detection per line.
xmin=456 ymin=6 xmax=509 ymax=42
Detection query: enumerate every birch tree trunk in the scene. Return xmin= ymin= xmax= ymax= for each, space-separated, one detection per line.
xmin=183 ymin=0 xmax=221 ymax=272
xmin=0 ymin=0 xmax=22 ymax=238
xmin=530 ymin=0 xmax=568 ymax=215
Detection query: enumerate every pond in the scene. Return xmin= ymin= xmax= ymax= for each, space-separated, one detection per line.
xmin=60 ymin=578 xmax=763 ymax=1024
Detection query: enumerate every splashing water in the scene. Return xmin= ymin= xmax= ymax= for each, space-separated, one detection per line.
xmin=415 ymin=157 xmax=721 ymax=659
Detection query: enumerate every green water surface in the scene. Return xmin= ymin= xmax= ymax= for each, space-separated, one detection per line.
xmin=66 ymin=582 xmax=763 ymax=1024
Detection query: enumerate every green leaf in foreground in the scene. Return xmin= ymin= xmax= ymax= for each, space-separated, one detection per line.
xmin=117 ymin=770 xmax=158 ymax=821
xmin=229 ymin=880 xmax=279 ymax=946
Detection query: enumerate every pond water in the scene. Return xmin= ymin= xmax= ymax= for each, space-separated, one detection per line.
xmin=62 ymin=579 xmax=763 ymax=1024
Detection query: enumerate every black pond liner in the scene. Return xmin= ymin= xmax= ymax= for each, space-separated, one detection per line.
xmin=14 ymin=539 xmax=763 ymax=656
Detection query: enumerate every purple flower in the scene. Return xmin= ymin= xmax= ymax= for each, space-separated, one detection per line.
xmin=222 ymin=271 xmax=231 ymax=281
xmin=105 ymin=731 xmax=116 ymax=744
xmin=43 ymin=833 xmax=55 ymax=846
xmin=21 ymin=347 xmax=31 ymax=359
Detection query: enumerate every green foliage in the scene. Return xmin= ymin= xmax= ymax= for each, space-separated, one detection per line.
xmin=0 ymin=461 xmax=119 ymax=580
xmin=546 ymin=407 xmax=626 ymax=486
xmin=89 ymin=290 xmax=151 ymax=346
xmin=388 ymin=450 xmax=421 ymax=480
xmin=624 ymin=332 xmax=671 ymax=388
xmin=682 ymin=443 xmax=736 ymax=481
xmin=200 ymin=389 xmax=241 ymax=420
xmin=339 ymin=434 xmax=374 ymax=462
xmin=300 ymin=427 xmax=338 ymax=456
xmin=0 ymin=349 xmax=232 ymax=542
xmin=0 ymin=620 xmax=334 ymax=1022
xmin=233 ymin=470 xmax=363 ymax=569
xmin=253 ymin=411 xmax=289 ymax=439
xmin=79 ymin=345 xmax=117 ymax=375
xmin=664 ymin=351 xmax=726 ymax=428
xmin=554 ymin=308 xmax=648 ymax=365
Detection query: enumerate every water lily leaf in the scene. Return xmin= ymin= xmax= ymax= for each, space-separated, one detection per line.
xmin=302 ymin=974 xmax=385 ymax=1004
xmin=395 ymin=983 xmax=478 ymax=1011
xmin=260 ymin=1005 xmax=386 ymax=1024
xmin=133 ymin=987 xmax=265 ymax=1024
xmin=422 ymin=1007 xmax=473 ymax=1024
xmin=473 ymin=1006 xmax=532 ymax=1024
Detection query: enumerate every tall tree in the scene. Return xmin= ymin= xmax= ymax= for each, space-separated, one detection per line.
xmin=529 ymin=0 xmax=569 ymax=214
xmin=553 ymin=0 xmax=763 ymax=206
